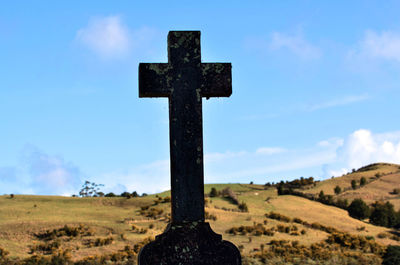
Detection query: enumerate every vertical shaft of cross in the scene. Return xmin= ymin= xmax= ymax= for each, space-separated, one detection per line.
xmin=169 ymin=87 xmax=204 ymax=223
xmin=168 ymin=32 xmax=204 ymax=223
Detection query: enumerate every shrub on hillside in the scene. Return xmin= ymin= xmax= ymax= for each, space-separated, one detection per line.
xmin=0 ymin=247 xmax=9 ymax=259
xmin=348 ymin=198 xmax=370 ymax=220
xmin=336 ymin=198 xmax=349 ymax=209
xmin=238 ymin=201 xmax=249 ymax=212
xmin=370 ymin=201 xmax=399 ymax=228
xmin=221 ymin=187 xmax=239 ymax=205
xmin=382 ymin=245 xmax=400 ymax=265
xmin=360 ymin=177 xmax=367 ymax=187
xmin=351 ymin=179 xmax=357 ymax=190
xmin=391 ymin=188 xmax=400 ymax=195
xmin=334 ymin=185 xmax=342 ymax=195
xmin=265 ymin=212 xmax=291 ymax=223
xmin=205 ymin=211 xmax=217 ymax=221
xmin=209 ymin=187 xmax=219 ymax=197
xmin=226 ymin=223 xmax=274 ymax=237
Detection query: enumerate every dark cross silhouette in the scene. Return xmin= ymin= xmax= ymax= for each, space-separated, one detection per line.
xmin=139 ymin=31 xmax=231 ymax=223
xmin=138 ymin=31 xmax=240 ymax=265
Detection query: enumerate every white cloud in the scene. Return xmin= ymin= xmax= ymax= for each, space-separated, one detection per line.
xmin=4 ymin=130 xmax=400 ymax=195
xmin=76 ymin=15 xmax=130 ymax=58
xmin=21 ymin=145 xmax=82 ymax=195
xmin=0 ymin=145 xmax=82 ymax=195
xmin=256 ymin=147 xmax=286 ymax=155
xmin=348 ymin=30 xmax=400 ymax=67
xmin=75 ymin=16 xmax=160 ymax=60
xmin=318 ymin=138 xmax=344 ymax=148
xmin=269 ymin=32 xmax=321 ymax=59
xmin=205 ymin=151 xmax=247 ymax=163
xmin=342 ymin=129 xmax=400 ymax=169
xmin=306 ymin=94 xmax=369 ymax=111
xmin=361 ymin=30 xmax=400 ymax=62
xmin=98 ymin=159 xmax=170 ymax=195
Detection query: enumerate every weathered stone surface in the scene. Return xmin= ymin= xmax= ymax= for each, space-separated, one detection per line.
xmin=138 ymin=222 xmax=241 ymax=265
xmin=138 ymin=31 xmax=241 ymax=264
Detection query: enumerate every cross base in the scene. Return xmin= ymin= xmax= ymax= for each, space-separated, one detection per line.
xmin=138 ymin=222 xmax=242 ymax=265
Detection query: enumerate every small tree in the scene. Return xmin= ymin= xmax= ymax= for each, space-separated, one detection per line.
xmin=318 ymin=190 xmax=325 ymax=200
xmin=277 ymin=184 xmax=284 ymax=195
xmin=351 ymin=179 xmax=357 ymax=190
xmin=238 ymin=201 xmax=249 ymax=212
xmin=370 ymin=202 xmax=398 ymax=228
xmin=79 ymin=181 xmax=104 ymax=197
xmin=209 ymin=187 xmax=218 ymax=197
xmin=334 ymin=185 xmax=342 ymax=195
xmin=121 ymin=192 xmax=131 ymax=198
xmin=105 ymin=192 xmax=116 ymax=197
xmin=336 ymin=198 xmax=349 ymax=209
xmin=348 ymin=198 xmax=370 ymax=220
xmin=221 ymin=187 xmax=239 ymax=205
xmin=360 ymin=177 xmax=366 ymax=187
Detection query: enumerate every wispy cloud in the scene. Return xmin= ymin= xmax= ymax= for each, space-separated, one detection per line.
xmin=240 ymin=94 xmax=369 ymax=122
xmin=305 ymin=94 xmax=369 ymax=111
xmin=245 ymin=30 xmax=321 ymax=60
xmin=0 ymin=145 xmax=82 ymax=195
xmin=76 ymin=15 xmax=130 ymax=58
xmin=256 ymin=147 xmax=287 ymax=155
xmin=269 ymin=32 xmax=322 ymax=59
xmin=348 ymin=30 xmax=400 ymax=68
xmin=98 ymin=159 xmax=170 ymax=195
xmin=4 ymin=129 xmax=400 ymax=195
xmin=360 ymin=30 xmax=400 ymax=62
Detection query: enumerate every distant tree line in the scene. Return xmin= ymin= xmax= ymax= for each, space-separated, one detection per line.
xmin=76 ymin=180 xmax=147 ymax=198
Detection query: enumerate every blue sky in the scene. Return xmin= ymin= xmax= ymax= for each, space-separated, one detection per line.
xmin=1 ymin=1 xmax=400 ymax=195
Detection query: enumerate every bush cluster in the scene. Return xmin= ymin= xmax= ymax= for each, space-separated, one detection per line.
xmin=326 ymin=232 xmax=384 ymax=255
xmin=370 ymin=201 xmax=400 ymax=228
xmin=86 ymin=236 xmax=114 ymax=247
xmin=238 ymin=201 xmax=249 ymax=212
xmin=221 ymin=187 xmax=239 ymax=205
xmin=139 ymin=207 xmax=164 ymax=219
xmin=347 ymin=199 xmax=400 ymax=228
xmin=265 ymin=212 xmax=291 ymax=223
xmin=35 ymin=224 xmax=94 ymax=240
xmin=205 ymin=211 xmax=217 ymax=221
xmin=1 ymin=237 xmax=154 ymax=265
xmin=265 ymin=211 xmax=340 ymax=235
xmin=383 ymin=245 xmax=400 ymax=265
xmin=248 ymin=239 xmax=382 ymax=265
xmin=276 ymin=177 xmax=316 ymax=193
xmin=0 ymin=247 xmax=9 ymax=259
xmin=226 ymin=223 xmax=275 ymax=237
xmin=153 ymin=196 xmax=171 ymax=205
xmin=30 ymin=241 xmax=60 ymax=255
xmin=131 ymin=225 xmax=148 ymax=234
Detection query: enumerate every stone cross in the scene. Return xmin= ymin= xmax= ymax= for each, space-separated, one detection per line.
xmin=138 ymin=31 xmax=241 ymax=265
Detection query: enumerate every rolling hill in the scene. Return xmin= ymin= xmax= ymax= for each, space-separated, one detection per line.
xmin=0 ymin=163 xmax=399 ymax=264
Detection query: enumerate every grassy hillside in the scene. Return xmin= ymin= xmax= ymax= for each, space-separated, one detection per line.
xmin=0 ymin=177 xmax=399 ymax=264
xmin=300 ymin=163 xmax=400 ymax=209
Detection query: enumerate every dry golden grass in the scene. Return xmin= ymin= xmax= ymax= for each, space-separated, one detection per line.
xmin=0 ymin=174 xmax=399 ymax=261
xmin=302 ymin=163 xmax=400 ymax=208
